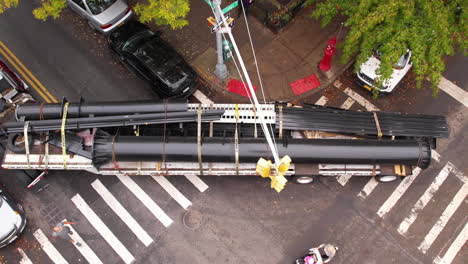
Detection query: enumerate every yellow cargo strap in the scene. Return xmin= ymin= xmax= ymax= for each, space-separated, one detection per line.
xmin=197 ymin=105 xmax=203 ymax=176
xmin=235 ymin=104 xmax=240 ymax=176
xmin=278 ymin=105 xmax=283 ymax=139
xmin=24 ymin=121 xmax=30 ymax=168
xmin=257 ymin=155 xmax=291 ymax=192
xmin=373 ymin=112 xmax=382 ymax=138
xmin=61 ymin=102 xmax=70 ymax=169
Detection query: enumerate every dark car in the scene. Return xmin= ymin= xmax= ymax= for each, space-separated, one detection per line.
xmin=0 ymin=60 xmax=27 ymax=105
xmin=0 ymin=187 xmax=26 ymax=248
xmin=108 ymin=21 xmax=198 ymax=98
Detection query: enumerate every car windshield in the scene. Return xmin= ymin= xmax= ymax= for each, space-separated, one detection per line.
xmin=375 ymin=50 xmax=409 ymax=69
xmin=131 ymin=39 xmax=189 ymax=90
xmin=86 ymin=0 xmax=117 ymax=15
xmin=0 ymin=196 xmax=3 ymax=207
xmin=121 ymin=31 xmax=154 ymax=53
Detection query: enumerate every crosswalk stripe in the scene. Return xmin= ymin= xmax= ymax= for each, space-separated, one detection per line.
xmin=117 ymin=175 xmax=173 ymax=228
xmin=342 ymin=88 xmax=380 ymax=111
xmin=17 ymin=248 xmax=33 ymax=264
xmin=398 ymin=164 xmax=451 ymax=235
xmin=433 ymin=222 xmax=468 ymax=264
xmin=418 ymin=181 xmax=468 ymax=253
xmin=193 ymin=90 xmax=214 ymax=104
xmin=184 ymin=175 xmax=209 ymax=192
xmin=314 ymin=96 xmax=328 ymax=106
xmin=91 ymin=179 xmax=153 ymax=246
xmin=431 ymin=150 xmax=441 ymax=163
xmin=63 ymin=219 xmax=104 ymax=264
xmin=376 ymin=167 xmax=422 ymax=218
xmin=71 ymin=194 xmax=135 ymax=264
xmin=357 ymin=177 xmax=379 ymax=199
xmin=33 ymin=229 xmax=69 ymax=264
xmin=336 ymin=97 xmax=356 ymax=186
xmin=152 ymin=176 xmax=192 ymax=209
xmin=437 ymin=76 xmax=468 ymax=107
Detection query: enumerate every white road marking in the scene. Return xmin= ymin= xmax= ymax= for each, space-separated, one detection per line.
xmin=418 ymin=181 xmax=468 ymax=253
xmin=117 ymin=175 xmax=173 ymax=227
xmin=63 ymin=219 xmax=104 ymax=264
xmin=91 ymin=179 xmax=153 ymax=246
xmin=357 ymin=177 xmax=380 ymax=200
xmin=185 ymin=174 xmax=209 ymax=192
xmin=433 ymin=222 xmax=468 ymax=264
xmin=193 ymin=90 xmax=214 ymax=104
xmin=33 ymin=229 xmax=69 ymax=264
xmin=398 ymin=164 xmax=451 ymax=235
xmin=71 ymin=194 xmax=135 ymax=264
xmin=431 ymin=150 xmax=441 ymax=163
xmin=376 ymin=167 xmax=422 ymax=218
xmin=152 ymin=176 xmax=192 ymax=209
xmin=17 ymin=248 xmax=33 ymax=264
xmin=314 ymin=96 xmax=328 ymax=106
xmin=336 ymin=97 xmax=356 ymax=186
xmin=438 ymin=77 xmax=468 ymax=107
xmin=342 ymin=88 xmax=380 ymax=111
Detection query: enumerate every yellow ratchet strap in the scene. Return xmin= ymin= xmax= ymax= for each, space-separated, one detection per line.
xmin=61 ymin=102 xmax=70 ymax=169
xmin=197 ymin=105 xmax=203 ymax=176
xmin=235 ymin=104 xmax=240 ymax=176
xmin=373 ymin=112 xmax=382 ymax=138
xmin=24 ymin=121 xmax=30 ymax=168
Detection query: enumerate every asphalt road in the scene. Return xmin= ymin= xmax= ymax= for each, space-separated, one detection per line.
xmin=0 ymin=2 xmax=467 ymax=264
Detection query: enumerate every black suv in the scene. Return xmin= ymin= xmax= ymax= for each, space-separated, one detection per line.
xmin=108 ymin=21 xmax=197 ymax=98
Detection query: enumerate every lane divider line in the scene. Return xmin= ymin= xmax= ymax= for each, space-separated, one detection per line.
xmin=0 ymin=41 xmax=57 ymax=103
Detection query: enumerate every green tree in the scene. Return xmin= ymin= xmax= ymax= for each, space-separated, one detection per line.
xmin=33 ymin=0 xmax=66 ymax=20
xmin=134 ymin=0 xmax=190 ymax=29
xmin=0 ymin=0 xmax=19 ymax=13
xmin=1 ymin=0 xmax=191 ymax=30
xmin=305 ymin=0 xmax=467 ymax=95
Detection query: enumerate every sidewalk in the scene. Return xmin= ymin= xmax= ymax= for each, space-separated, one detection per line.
xmin=157 ymin=4 xmax=351 ymax=102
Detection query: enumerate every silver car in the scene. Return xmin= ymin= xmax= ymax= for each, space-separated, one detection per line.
xmin=67 ymin=0 xmax=133 ymax=34
xmin=0 ymin=188 xmax=26 ymax=248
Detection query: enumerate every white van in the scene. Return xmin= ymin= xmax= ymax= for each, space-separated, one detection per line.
xmin=356 ymin=50 xmax=412 ymax=94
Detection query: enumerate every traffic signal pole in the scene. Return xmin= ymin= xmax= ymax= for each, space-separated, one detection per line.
xmin=213 ymin=0 xmax=228 ymax=80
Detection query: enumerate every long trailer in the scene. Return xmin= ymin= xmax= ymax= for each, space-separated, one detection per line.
xmin=1 ymin=101 xmax=447 ymax=188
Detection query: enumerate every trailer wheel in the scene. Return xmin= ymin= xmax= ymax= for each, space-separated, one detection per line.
xmin=375 ymin=175 xmax=399 ymax=183
xmin=7 ymin=133 xmax=34 ymax=153
xmin=292 ymin=175 xmax=315 ymax=184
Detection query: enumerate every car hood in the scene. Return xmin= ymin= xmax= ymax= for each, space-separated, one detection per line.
xmin=359 ymin=56 xmax=410 ymax=88
xmin=0 ymin=202 xmax=19 ymax=240
xmin=93 ymin=0 xmax=127 ymax=25
xmin=135 ymin=41 xmax=196 ymax=91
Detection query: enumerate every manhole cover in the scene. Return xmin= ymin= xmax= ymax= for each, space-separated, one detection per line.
xmin=182 ymin=210 xmax=202 ymax=230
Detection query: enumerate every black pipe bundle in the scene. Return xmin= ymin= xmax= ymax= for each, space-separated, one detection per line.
xmin=15 ymin=101 xmax=188 ymax=120
xmin=3 ymin=110 xmax=224 ymax=134
xmin=93 ymin=130 xmax=431 ymax=169
xmin=279 ymin=106 xmax=449 ymax=138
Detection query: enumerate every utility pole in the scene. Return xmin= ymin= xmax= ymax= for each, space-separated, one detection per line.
xmin=213 ymin=0 xmax=228 ymax=80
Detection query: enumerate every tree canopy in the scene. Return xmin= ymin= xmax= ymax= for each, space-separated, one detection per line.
xmin=0 ymin=0 xmax=190 ymax=29
xmin=305 ymin=0 xmax=467 ymax=94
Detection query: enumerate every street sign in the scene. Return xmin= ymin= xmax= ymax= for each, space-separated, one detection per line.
xmin=207 ymin=14 xmax=234 ymax=33
xmin=203 ymin=0 xmax=239 ymax=14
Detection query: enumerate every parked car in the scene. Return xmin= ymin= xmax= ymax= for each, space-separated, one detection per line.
xmin=0 ymin=187 xmax=26 ymax=248
xmin=108 ymin=21 xmax=198 ymax=98
xmin=356 ymin=50 xmax=412 ymax=94
xmin=0 ymin=59 xmax=30 ymax=111
xmin=67 ymin=0 xmax=133 ymax=34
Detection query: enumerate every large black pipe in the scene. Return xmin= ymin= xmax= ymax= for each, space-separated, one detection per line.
xmin=3 ymin=110 xmax=224 ymax=134
xmin=16 ymin=101 xmax=188 ymax=120
xmin=93 ymin=131 xmax=431 ymax=169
